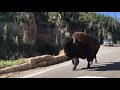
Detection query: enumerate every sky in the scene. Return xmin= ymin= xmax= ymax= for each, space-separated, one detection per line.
xmin=96 ymin=12 xmax=120 ymax=19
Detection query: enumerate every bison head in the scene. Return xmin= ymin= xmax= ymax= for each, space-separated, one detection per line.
xmin=62 ymin=36 xmax=79 ymax=58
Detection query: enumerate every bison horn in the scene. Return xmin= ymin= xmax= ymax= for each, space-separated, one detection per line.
xmin=73 ymin=37 xmax=76 ymax=44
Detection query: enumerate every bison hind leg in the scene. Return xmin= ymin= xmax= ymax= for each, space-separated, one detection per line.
xmin=89 ymin=55 xmax=97 ymax=65
xmin=87 ymin=57 xmax=94 ymax=68
xmin=94 ymin=56 xmax=97 ymax=63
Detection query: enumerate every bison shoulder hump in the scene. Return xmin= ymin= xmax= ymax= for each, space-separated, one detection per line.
xmin=72 ymin=32 xmax=98 ymax=45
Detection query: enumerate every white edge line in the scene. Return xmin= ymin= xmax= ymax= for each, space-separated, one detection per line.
xmin=20 ymin=62 xmax=71 ymax=78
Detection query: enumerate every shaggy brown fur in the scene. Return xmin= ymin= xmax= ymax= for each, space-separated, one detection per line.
xmin=72 ymin=32 xmax=100 ymax=59
xmin=62 ymin=32 xmax=100 ymax=70
xmin=72 ymin=32 xmax=99 ymax=45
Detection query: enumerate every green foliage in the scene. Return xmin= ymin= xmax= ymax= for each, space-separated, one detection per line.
xmin=55 ymin=34 xmax=58 ymax=45
xmin=0 ymin=58 xmax=26 ymax=69
xmin=32 ymin=12 xmax=49 ymax=23
xmin=36 ymin=39 xmax=60 ymax=55
xmin=15 ymin=36 xmax=19 ymax=45
xmin=3 ymin=23 xmax=7 ymax=40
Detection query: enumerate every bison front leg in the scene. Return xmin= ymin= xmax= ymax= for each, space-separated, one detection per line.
xmin=72 ymin=58 xmax=79 ymax=70
xmin=94 ymin=55 xmax=97 ymax=63
xmin=86 ymin=50 xmax=95 ymax=68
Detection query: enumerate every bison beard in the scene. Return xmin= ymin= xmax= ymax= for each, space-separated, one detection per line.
xmin=62 ymin=32 xmax=100 ymax=70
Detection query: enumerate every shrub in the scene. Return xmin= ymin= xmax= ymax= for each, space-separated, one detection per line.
xmin=36 ymin=40 xmax=60 ymax=55
xmin=117 ymin=40 xmax=120 ymax=45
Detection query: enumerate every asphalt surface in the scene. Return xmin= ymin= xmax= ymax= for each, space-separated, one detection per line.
xmin=15 ymin=45 xmax=120 ymax=78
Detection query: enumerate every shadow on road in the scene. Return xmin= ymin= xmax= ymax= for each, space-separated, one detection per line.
xmin=103 ymin=45 xmax=120 ymax=47
xmin=76 ymin=62 xmax=120 ymax=71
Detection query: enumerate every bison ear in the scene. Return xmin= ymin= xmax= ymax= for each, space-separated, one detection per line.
xmin=72 ymin=37 xmax=76 ymax=44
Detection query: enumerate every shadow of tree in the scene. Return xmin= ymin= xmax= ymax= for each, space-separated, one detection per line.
xmin=110 ymin=45 xmax=120 ymax=47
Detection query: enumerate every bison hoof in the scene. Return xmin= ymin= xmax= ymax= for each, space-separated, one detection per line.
xmin=90 ymin=62 xmax=93 ymax=65
xmin=87 ymin=66 xmax=91 ymax=69
xmin=72 ymin=67 xmax=76 ymax=70
xmin=95 ymin=61 xmax=97 ymax=64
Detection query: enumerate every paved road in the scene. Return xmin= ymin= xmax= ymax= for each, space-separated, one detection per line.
xmin=15 ymin=45 xmax=120 ymax=78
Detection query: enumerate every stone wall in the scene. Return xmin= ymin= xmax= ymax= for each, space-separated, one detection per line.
xmin=0 ymin=54 xmax=69 ymax=74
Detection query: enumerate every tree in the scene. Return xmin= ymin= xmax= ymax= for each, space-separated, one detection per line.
xmin=3 ymin=23 xmax=8 ymax=59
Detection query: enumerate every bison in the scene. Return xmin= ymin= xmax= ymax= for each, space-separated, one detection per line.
xmin=62 ymin=32 xmax=100 ymax=70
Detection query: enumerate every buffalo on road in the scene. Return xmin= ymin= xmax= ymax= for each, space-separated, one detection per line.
xmin=62 ymin=32 xmax=100 ymax=70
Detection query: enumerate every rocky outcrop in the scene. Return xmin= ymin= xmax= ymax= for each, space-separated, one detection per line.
xmin=0 ymin=12 xmax=37 ymax=46
xmin=21 ymin=13 xmax=37 ymax=46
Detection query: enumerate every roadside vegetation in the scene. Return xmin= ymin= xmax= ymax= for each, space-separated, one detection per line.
xmin=0 ymin=58 xmax=26 ymax=69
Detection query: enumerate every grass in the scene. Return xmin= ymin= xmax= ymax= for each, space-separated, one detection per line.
xmin=0 ymin=58 xmax=26 ymax=69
